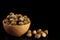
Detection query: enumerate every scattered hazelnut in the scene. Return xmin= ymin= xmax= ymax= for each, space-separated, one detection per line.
xmin=44 ymin=30 xmax=48 ymax=35
xmin=26 ymin=29 xmax=48 ymax=38
xmin=41 ymin=32 xmax=47 ymax=37
xmin=28 ymin=30 xmax=31 ymax=33
xmin=32 ymin=30 xmax=37 ymax=35
xmin=35 ymin=33 xmax=41 ymax=39
xmin=37 ymin=29 xmax=42 ymax=34
xmin=26 ymin=30 xmax=32 ymax=37
xmin=26 ymin=33 xmax=32 ymax=37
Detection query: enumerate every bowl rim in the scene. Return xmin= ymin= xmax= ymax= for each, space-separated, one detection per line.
xmin=2 ymin=20 xmax=31 ymax=26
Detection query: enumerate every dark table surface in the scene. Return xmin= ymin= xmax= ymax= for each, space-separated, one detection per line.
xmin=0 ymin=31 xmax=48 ymax=40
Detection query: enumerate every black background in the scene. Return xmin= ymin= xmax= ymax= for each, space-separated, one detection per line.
xmin=0 ymin=1 xmax=48 ymax=40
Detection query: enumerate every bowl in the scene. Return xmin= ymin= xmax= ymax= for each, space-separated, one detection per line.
xmin=2 ymin=20 xmax=31 ymax=37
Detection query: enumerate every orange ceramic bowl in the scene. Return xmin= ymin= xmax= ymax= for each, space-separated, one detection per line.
xmin=2 ymin=20 xmax=31 ymax=37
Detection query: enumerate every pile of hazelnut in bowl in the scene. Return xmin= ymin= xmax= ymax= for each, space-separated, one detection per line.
xmin=2 ymin=12 xmax=31 ymax=37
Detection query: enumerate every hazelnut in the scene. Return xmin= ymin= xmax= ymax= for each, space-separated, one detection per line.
xmin=6 ymin=21 xmax=11 ymax=25
xmin=4 ymin=19 xmax=8 ymax=23
xmin=16 ymin=14 xmax=22 ymax=17
xmin=14 ymin=18 xmax=18 ymax=21
xmin=9 ymin=13 xmax=17 ymax=19
xmin=41 ymin=32 xmax=47 ymax=37
xmin=24 ymin=15 xmax=27 ymax=18
xmin=27 ymin=18 xmax=30 ymax=22
xmin=10 ymin=15 xmax=17 ymax=18
xmin=9 ymin=18 xmax=14 ymax=21
xmin=11 ymin=21 xmax=16 ymax=25
xmin=32 ymin=30 xmax=37 ymax=35
xmin=28 ymin=30 xmax=31 ymax=33
xmin=19 ymin=17 xmax=24 ymax=21
xmin=10 ymin=12 xmax=14 ymax=15
xmin=35 ymin=33 xmax=41 ymax=39
xmin=37 ymin=29 xmax=42 ymax=33
xmin=24 ymin=21 xmax=28 ymax=24
xmin=26 ymin=33 xmax=32 ymax=37
xmin=26 ymin=30 xmax=32 ymax=37
xmin=19 ymin=22 xmax=24 ymax=25
xmin=44 ymin=30 xmax=48 ymax=34
xmin=7 ymin=15 xmax=10 ymax=18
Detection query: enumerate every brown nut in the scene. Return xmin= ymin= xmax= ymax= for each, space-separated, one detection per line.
xmin=26 ymin=30 xmax=32 ymax=37
xmin=16 ymin=14 xmax=22 ymax=17
xmin=27 ymin=18 xmax=30 ymax=23
xmin=6 ymin=21 xmax=11 ymax=25
xmin=28 ymin=30 xmax=31 ymax=33
xmin=19 ymin=17 xmax=24 ymax=21
xmin=14 ymin=18 xmax=18 ymax=21
xmin=9 ymin=12 xmax=17 ymax=18
xmin=32 ymin=30 xmax=37 ymax=35
xmin=19 ymin=22 xmax=24 ymax=25
xmin=11 ymin=21 xmax=16 ymax=25
xmin=10 ymin=12 xmax=14 ymax=15
xmin=44 ymin=30 xmax=48 ymax=34
xmin=10 ymin=15 xmax=17 ymax=18
xmin=41 ymin=32 xmax=47 ymax=37
xmin=9 ymin=18 xmax=14 ymax=21
xmin=37 ymin=29 xmax=42 ymax=34
xmin=4 ymin=19 xmax=8 ymax=23
xmin=35 ymin=33 xmax=41 ymax=39
xmin=24 ymin=21 xmax=28 ymax=24
xmin=24 ymin=15 xmax=27 ymax=18
xmin=26 ymin=33 xmax=32 ymax=37
xmin=7 ymin=15 xmax=10 ymax=18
